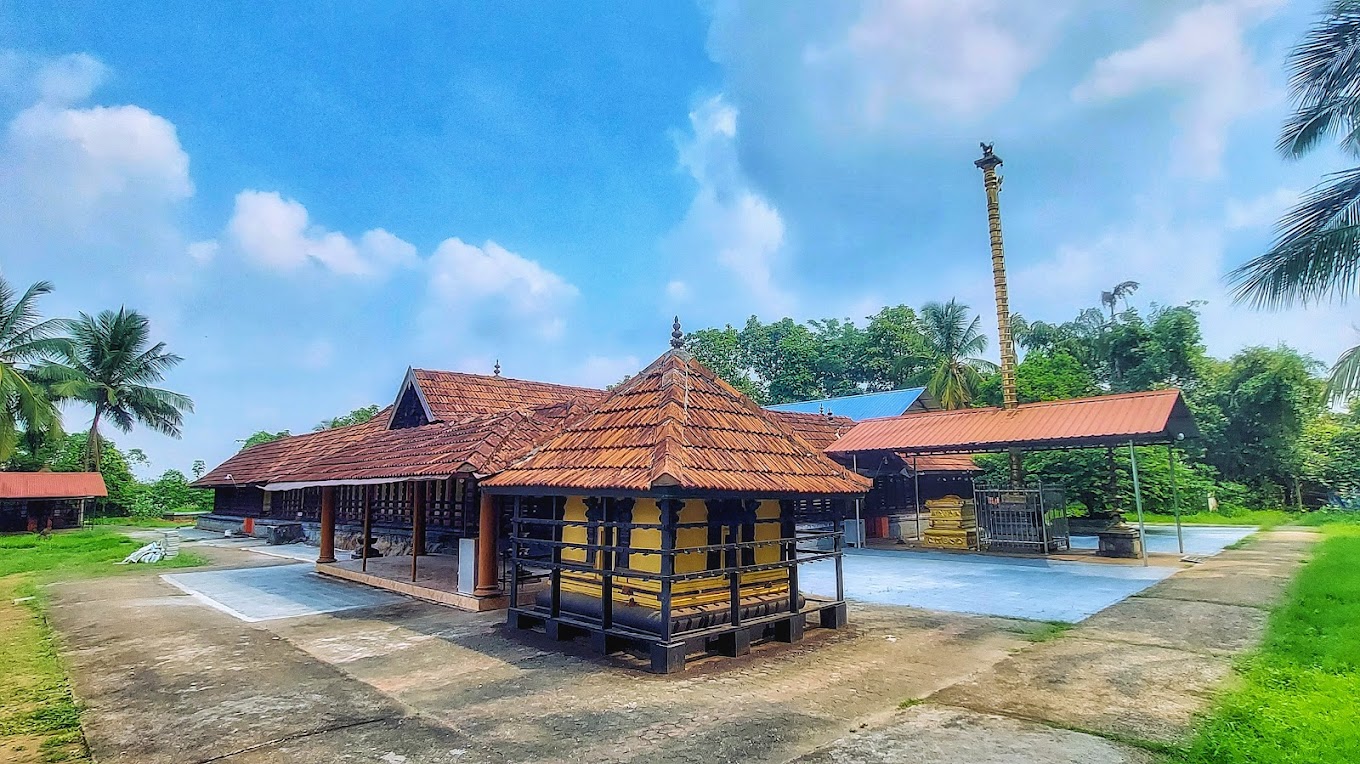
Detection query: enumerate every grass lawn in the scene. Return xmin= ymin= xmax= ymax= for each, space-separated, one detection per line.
xmin=1173 ymin=525 xmax=1360 ymax=763
xmin=84 ymin=516 xmax=198 ymax=529
xmin=0 ymin=529 xmax=206 ymax=763
xmin=1140 ymin=509 xmax=1360 ymax=530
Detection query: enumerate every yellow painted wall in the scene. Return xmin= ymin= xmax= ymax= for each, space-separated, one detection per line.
xmin=555 ymin=496 xmax=792 ymax=611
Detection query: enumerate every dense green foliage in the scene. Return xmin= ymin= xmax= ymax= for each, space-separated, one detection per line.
xmin=313 ymin=404 xmax=381 ymax=431
xmin=241 ymin=429 xmax=291 ymax=449
xmin=689 ymin=298 xmax=1351 ymax=509
xmin=1177 ymin=526 xmax=1360 ymax=763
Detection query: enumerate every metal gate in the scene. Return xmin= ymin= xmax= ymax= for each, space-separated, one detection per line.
xmin=973 ymin=485 xmax=1070 ymax=554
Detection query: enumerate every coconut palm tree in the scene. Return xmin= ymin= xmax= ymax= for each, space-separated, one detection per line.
xmin=1228 ymin=1 xmax=1360 ymax=402
xmin=1100 ymin=281 xmax=1140 ymax=321
xmin=918 ymin=299 xmax=998 ymax=410
xmin=0 ymin=277 xmax=67 ymax=462
xmin=41 ymin=308 xmax=193 ymax=470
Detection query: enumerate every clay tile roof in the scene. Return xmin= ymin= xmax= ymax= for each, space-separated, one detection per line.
xmin=412 ymin=369 xmax=605 ymax=420
xmin=192 ymin=411 xmax=391 ymax=488
xmin=292 ymin=400 xmax=588 ymax=482
xmin=827 ymin=389 xmax=1200 ymax=456
xmin=0 ymin=472 xmax=107 ymax=499
xmin=482 ymin=351 xmax=872 ymax=496
xmin=764 ymin=411 xmax=857 ymax=451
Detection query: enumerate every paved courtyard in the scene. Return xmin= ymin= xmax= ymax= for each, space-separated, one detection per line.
xmin=42 ymin=529 xmax=1315 ymax=763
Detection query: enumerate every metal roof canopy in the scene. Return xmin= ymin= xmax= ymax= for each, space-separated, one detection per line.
xmin=826 ymin=389 xmax=1200 ymax=456
xmin=765 ymin=387 xmax=938 ymax=421
xmin=0 ymin=472 xmax=108 ymax=500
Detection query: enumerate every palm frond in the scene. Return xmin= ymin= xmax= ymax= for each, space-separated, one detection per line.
xmin=1279 ymin=1 xmax=1360 ymax=159
xmin=1228 ymin=167 xmax=1360 ymax=307
xmin=1328 ymin=342 xmax=1360 ymax=403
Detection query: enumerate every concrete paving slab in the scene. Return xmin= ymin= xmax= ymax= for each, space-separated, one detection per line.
xmin=1071 ymin=524 xmax=1255 ymax=556
xmin=1078 ymin=596 xmax=1266 ymax=655
xmin=248 ymin=541 xmax=322 ymax=562
xmin=45 ymin=573 xmax=425 ymax=764
xmin=792 ymin=704 xmax=1156 ymax=764
xmin=931 ymin=635 xmax=1232 ymax=744
xmin=162 ymin=563 xmax=399 ymax=622
xmin=800 ymin=548 xmax=1176 ymax=622
xmin=1138 ymin=570 xmax=1291 ymax=609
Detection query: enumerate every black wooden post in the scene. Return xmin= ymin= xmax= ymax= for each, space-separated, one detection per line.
xmin=550 ymin=496 xmax=562 ymax=618
xmin=508 ymin=495 xmax=522 ymax=625
xmin=361 ymin=485 xmax=372 ymax=572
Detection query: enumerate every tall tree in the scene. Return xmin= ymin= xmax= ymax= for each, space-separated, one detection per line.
xmin=918 ymin=299 xmax=997 ymax=409
xmin=1228 ymin=2 xmax=1360 ymax=402
xmin=1100 ymin=280 xmax=1140 ymax=320
xmin=0 ymin=277 xmax=66 ymax=462
xmin=41 ymin=308 xmax=193 ymax=470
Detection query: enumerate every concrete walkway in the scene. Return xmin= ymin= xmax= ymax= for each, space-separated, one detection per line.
xmin=796 ymin=528 xmax=1319 ymax=762
xmin=44 ymin=530 xmax=1316 ymax=763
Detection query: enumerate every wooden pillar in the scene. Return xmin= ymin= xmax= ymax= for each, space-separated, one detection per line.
xmin=361 ymin=485 xmax=372 ymax=572
xmin=473 ymin=487 xmax=501 ymax=596
xmin=411 ymin=481 xmax=426 ymax=582
xmin=318 ymin=486 xmax=336 ymax=563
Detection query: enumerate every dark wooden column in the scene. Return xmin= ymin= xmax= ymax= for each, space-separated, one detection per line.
xmin=473 ymin=487 xmax=501 ymax=596
xmin=361 ymin=485 xmax=373 ymax=572
xmin=412 ymin=482 xmax=427 ymax=556
xmin=318 ymin=486 xmax=337 ymax=563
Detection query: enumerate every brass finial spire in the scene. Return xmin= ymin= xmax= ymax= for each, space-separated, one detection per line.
xmin=670 ymin=316 xmax=684 ymax=349
xmin=493 ymin=359 xmax=501 ymax=377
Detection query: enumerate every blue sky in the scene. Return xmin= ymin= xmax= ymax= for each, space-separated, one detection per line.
xmin=0 ymin=0 xmax=1354 ymax=476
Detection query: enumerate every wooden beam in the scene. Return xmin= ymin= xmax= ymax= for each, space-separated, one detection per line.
xmin=411 ymin=481 xmax=427 ymax=582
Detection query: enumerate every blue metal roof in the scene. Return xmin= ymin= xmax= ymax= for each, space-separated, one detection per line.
xmin=764 ymin=388 xmax=931 ymax=421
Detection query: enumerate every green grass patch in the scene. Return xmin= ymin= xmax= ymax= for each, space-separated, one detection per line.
xmin=84 ymin=516 xmax=196 ymax=529
xmin=0 ymin=575 xmax=88 ymax=763
xmin=0 ymin=529 xmax=206 ymax=580
xmin=1172 ymin=526 xmax=1360 ymax=763
xmin=1137 ymin=510 xmax=1292 ymax=528
xmin=0 ymin=529 xmax=207 ymax=762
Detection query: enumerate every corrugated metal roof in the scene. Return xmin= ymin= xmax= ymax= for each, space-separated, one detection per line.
xmin=0 ymin=472 xmax=107 ymax=499
xmin=765 ymin=388 xmax=934 ymax=421
xmin=827 ymin=389 xmax=1199 ymax=455
xmin=482 ymin=350 xmax=872 ymax=495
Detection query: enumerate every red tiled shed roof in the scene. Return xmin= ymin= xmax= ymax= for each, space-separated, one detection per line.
xmin=412 ymin=369 xmax=604 ymax=420
xmin=482 ymin=350 xmax=872 ymax=496
xmin=764 ymin=411 xmax=857 ymax=452
xmin=283 ymin=400 xmax=587 ymax=483
xmin=0 ymin=472 xmax=107 ymax=499
xmin=903 ymin=453 xmax=981 ymax=474
xmin=192 ymin=412 xmax=390 ymax=487
xmin=827 ymin=389 xmax=1199 ymax=456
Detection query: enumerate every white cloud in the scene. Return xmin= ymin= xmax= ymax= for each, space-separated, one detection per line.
xmin=664 ymin=95 xmax=793 ymax=317
xmin=665 ymin=280 xmax=690 ymax=300
xmin=425 ymin=237 xmax=578 ymax=339
xmin=1072 ymin=0 xmax=1283 ymax=178
xmin=807 ymin=0 xmax=1070 ymax=124
xmin=221 ymin=190 xmax=418 ymax=276
xmin=186 ymin=239 xmax=219 ymax=264
xmin=1013 ymin=198 xmax=1356 ymax=369
xmin=1224 ymin=186 xmax=1297 ymax=231
xmin=299 ymin=338 xmax=335 ymax=370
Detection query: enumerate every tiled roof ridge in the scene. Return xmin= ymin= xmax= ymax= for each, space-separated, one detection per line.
xmin=411 ymin=367 xmax=603 ymax=393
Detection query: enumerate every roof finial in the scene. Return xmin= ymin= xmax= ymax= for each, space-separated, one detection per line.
xmin=670 ymin=316 xmax=684 ymax=349
xmin=493 ymin=359 xmax=501 ymax=377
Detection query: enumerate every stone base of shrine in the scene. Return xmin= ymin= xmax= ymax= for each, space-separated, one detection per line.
xmin=316 ymin=554 xmax=543 ymax=612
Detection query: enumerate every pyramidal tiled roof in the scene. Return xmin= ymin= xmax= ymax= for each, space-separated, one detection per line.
xmin=481 ymin=350 xmax=872 ymax=495
xmin=412 ymin=368 xmax=605 ymax=420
